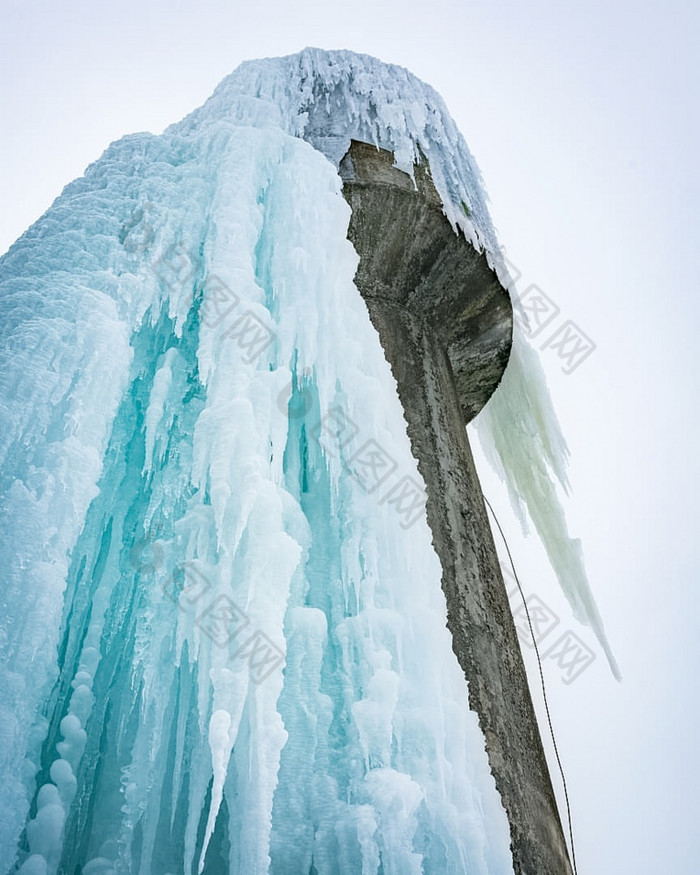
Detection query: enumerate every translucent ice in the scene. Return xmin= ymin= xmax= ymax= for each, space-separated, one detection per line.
xmin=473 ymin=333 xmax=621 ymax=679
xmin=0 ymin=51 xmax=516 ymax=873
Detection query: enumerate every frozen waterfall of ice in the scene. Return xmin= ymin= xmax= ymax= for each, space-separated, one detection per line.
xmin=0 ymin=47 xmax=616 ymax=875
xmin=0 ymin=50 xmax=517 ymax=874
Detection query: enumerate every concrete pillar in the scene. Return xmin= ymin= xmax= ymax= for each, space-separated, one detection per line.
xmin=340 ymin=141 xmax=574 ymax=875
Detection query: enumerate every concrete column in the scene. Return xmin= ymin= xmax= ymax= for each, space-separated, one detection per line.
xmin=341 ymin=141 xmax=573 ymax=875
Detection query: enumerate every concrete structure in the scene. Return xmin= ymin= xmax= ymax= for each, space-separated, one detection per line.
xmin=340 ymin=140 xmax=574 ymax=875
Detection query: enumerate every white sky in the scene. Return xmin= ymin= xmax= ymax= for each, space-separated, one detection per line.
xmin=1 ymin=1 xmax=698 ymax=872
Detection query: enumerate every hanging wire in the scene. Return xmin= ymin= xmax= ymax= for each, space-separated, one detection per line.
xmin=484 ymin=495 xmax=579 ymax=875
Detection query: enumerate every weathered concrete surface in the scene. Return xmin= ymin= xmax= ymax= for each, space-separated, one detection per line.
xmin=341 ymin=140 xmax=573 ymax=875
xmin=340 ymin=142 xmax=511 ymax=423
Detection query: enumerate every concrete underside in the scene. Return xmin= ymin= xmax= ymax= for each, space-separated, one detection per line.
xmin=340 ymin=141 xmax=573 ymax=875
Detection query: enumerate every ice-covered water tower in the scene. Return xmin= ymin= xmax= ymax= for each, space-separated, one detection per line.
xmin=0 ymin=49 xmax=584 ymax=875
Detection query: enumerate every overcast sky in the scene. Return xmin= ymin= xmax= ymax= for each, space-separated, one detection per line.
xmin=1 ymin=1 xmax=698 ymax=873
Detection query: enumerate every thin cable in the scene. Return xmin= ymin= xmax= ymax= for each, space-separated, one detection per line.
xmin=483 ymin=495 xmax=579 ymax=875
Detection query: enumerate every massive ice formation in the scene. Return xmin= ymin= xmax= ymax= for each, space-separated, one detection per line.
xmin=0 ymin=48 xmax=614 ymax=874
xmin=0 ymin=50 xmax=513 ymax=874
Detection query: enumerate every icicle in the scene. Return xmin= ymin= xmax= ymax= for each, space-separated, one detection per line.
xmin=474 ymin=332 xmax=621 ymax=679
